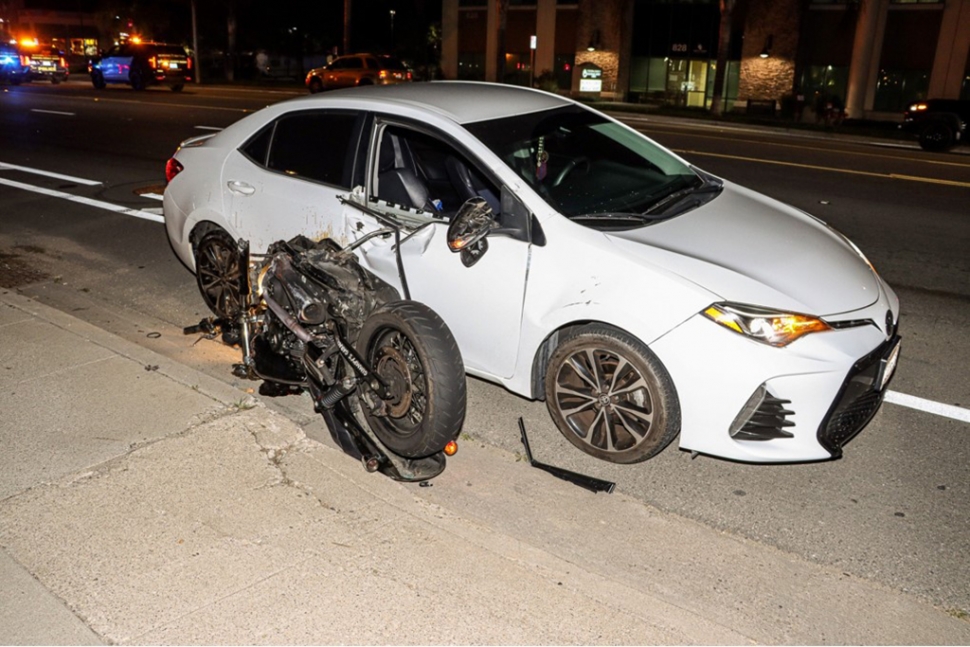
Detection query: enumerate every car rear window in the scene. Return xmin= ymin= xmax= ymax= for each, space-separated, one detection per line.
xmin=263 ymin=111 xmax=361 ymax=188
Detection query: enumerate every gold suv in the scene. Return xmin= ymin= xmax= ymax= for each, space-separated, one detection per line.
xmin=305 ymin=54 xmax=412 ymax=92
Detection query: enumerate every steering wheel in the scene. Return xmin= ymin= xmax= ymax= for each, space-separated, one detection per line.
xmin=552 ymin=156 xmax=591 ymax=187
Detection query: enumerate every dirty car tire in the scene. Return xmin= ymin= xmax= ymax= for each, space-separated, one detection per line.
xmin=544 ymin=324 xmax=680 ymax=463
xmin=918 ymin=121 xmax=956 ymax=152
xmin=194 ymin=229 xmax=243 ymax=319
xmin=357 ymin=301 xmax=466 ymax=458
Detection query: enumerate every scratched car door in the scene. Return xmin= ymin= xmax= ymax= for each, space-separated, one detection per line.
xmin=220 ymin=109 xmax=364 ymax=253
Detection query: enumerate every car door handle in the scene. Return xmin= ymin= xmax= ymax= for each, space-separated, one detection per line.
xmin=227 ymin=180 xmax=255 ymax=196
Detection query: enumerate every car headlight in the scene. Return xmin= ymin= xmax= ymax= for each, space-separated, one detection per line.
xmin=703 ymin=303 xmax=831 ymax=347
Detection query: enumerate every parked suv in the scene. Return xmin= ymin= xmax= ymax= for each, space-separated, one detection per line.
xmin=22 ymin=44 xmax=69 ymax=84
xmin=90 ymin=42 xmax=193 ymax=91
xmin=305 ymin=54 xmax=411 ymax=93
xmin=0 ymin=40 xmax=29 ymax=85
xmin=902 ymin=99 xmax=970 ymax=152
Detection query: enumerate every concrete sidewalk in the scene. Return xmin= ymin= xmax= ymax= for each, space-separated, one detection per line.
xmin=1 ymin=288 xmax=968 ymax=645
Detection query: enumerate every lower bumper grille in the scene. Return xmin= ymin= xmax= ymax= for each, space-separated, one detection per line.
xmin=818 ymin=335 xmax=901 ymax=457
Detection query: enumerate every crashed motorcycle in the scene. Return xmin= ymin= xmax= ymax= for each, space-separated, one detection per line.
xmin=186 ymin=232 xmax=467 ymax=482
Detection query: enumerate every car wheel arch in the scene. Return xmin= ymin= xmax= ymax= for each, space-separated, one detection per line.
xmin=529 ymin=319 xmax=657 ymax=401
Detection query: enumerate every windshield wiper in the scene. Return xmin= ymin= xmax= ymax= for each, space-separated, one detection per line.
xmin=642 ymin=174 xmax=722 ymax=216
xmin=571 ymin=212 xmax=661 ymax=224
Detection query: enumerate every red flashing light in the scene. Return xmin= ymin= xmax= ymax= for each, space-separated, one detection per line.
xmin=187 ymin=57 xmax=192 ymax=70
xmin=564 ymin=63 xmax=571 ymax=71
xmin=443 ymin=440 xmax=458 ymax=456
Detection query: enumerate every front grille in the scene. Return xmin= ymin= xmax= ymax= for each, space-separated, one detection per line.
xmin=818 ymin=335 xmax=901 ymax=456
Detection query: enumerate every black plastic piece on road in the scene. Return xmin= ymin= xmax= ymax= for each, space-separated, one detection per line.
xmin=518 ymin=417 xmax=616 ymax=494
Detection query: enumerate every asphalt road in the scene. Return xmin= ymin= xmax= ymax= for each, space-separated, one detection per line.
xmin=2 ymin=79 xmax=969 ymax=619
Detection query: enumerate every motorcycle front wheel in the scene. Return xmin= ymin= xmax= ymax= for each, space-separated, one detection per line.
xmin=356 ymin=301 xmax=466 ymax=458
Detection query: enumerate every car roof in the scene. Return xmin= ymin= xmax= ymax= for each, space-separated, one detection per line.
xmin=295 ymin=81 xmax=575 ymax=125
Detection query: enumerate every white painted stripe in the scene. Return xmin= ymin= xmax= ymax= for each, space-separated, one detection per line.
xmin=0 ymin=161 xmax=102 ymax=186
xmin=141 ymin=193 xmax=164 ymax=201
xmin=194 ymin=125 xmax=223 ymax=131
xmin=0 ymin=177 xmax=164 ymax=223
xmin=30 ymin=108 xmax=76 ymax=116
xmin=885 ymin=391 xmax=970 ymax=423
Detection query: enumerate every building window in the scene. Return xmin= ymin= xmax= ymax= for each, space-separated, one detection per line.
xmin=874 ymin=69 xmax=929 ymax=111
xmin=457 ymin=53 xmax=486 ymax=81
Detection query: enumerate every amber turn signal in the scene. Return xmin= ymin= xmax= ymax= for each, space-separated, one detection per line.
xmin=444 ymin=440 xmax=458 ymax=456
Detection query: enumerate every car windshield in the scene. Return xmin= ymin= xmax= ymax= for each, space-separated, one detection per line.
xmin=465 ymin=106 xmax=709 ymax=226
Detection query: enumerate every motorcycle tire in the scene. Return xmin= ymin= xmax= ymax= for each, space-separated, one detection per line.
xmin=356 ymin=301 xmax=466 ymax=458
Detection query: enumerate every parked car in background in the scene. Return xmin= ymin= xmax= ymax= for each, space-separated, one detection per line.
xmin=0 ymin=39 xmax=29 ymax=85
xmin=21 ymin=43 xmax=69 ymax=83
xmin=305 ymin=54 xmax=412 ymax=93
xmin=902 ymin=99 xmax=970 ymax=151
xmin=90 ymin=41 xmax=193 ymax=91
xmin=163 ymin=82 xmax=900 ymax=465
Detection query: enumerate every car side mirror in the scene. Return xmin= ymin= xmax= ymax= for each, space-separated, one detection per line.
xmin=447 ymin=197 xmax=495 ymax=267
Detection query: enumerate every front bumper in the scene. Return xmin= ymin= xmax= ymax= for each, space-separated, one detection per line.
xmin=651 ymin=287 xmax=899 ymax=463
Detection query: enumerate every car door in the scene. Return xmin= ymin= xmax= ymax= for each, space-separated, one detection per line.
xmin=220 ymin=108 xmax=366 ymax=253
xmin=345 ymin=118 xmax=531 ymax=379
xmin=100 ymin=45 xmax=131 ymax=82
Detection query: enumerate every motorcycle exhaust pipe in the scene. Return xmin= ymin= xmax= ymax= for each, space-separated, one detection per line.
xmin=261 ymin=291 xmax=315 ymax=345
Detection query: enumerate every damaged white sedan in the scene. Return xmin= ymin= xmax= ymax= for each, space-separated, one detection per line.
xmin=163 ymin=82 xmax=900 ymax=464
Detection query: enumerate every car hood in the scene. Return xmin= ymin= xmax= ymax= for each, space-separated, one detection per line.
xmin=606 ymin=182 xmax=880 ymax=316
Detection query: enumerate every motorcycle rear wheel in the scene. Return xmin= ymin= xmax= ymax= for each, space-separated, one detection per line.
xmin=357 ymin=301 xmax=466 ymax=458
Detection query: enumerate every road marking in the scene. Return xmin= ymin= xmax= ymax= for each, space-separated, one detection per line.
xmin=885 ymin=391 xmax=970 ymax=423
xmin=30 ymin=108 xmax=76 ymax=116
xmin=0 ymin=177 xmax=163 ymax=223
xmin=674 ymin=149 xmax=970 ymax=188
xmin=631 ymin=121 xmax=970 ymax=169
xmin=141 ymin=193 xmax=164 ymax=201
xmin=0 ymin=161 xmax=102 ymax=186
xmin=194 ymin=126 xmax=223 ymax=131
xmin=90 ymin=96 xmax=251 ymax=113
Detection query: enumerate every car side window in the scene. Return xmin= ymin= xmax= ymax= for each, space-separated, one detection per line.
xmin=241 ymin=124 xmax=273 ymax=166
xmin=347 ymin=57 xmax=363 ymax=69
xmin=264 ymin=111 xmax=360 ymax=188
xmin=365 ymin=58 xmax=380 ymax=70
xmin=371 ymin=123 xmax=502 ymax=221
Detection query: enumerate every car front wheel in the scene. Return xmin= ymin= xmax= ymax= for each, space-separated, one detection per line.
xmin=91 ymin=71 xmax=105 ymax=89
xmin=544 ymin=324 xmax=680 ymax=463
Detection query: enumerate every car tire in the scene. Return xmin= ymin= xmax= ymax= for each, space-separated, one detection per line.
xmin=10 ymin=74 xmax=21 ymax=86
xmin=194 ymin=228 xmax=243 ymax=319
xmin=51 ymin=76 xmax=60 ymax=85
xmin=129 ymin=69 xmax=146 ymax=91
xmin=357 ymin=78 xmax=373 ymax=86
xmin=918 ymin=120 xmax=956 ymax=152
xmin=91 ymin=71 xmax=105 ymax=89
xmin=171 ymin=83 xmax=184 ymax=92
xmin=308 ymin=77 xmax=323 ymax=93
xmin=543 ymin=324 xmax=680 ymax=463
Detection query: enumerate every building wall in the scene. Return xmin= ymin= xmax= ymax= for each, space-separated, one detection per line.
xmin=737 ymin=0 xmax=801 ymax=105
xmin=572 ymin=0 xmax=632 ymax=98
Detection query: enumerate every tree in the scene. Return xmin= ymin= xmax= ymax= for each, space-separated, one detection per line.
xmin=709 ymin=0 xmax=736 ymax=117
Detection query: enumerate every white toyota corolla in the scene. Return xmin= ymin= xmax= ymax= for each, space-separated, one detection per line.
xmin=163 ymin=81 xmax=900 ymax=464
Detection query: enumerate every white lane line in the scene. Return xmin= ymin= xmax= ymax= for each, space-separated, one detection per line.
xmin=0 ymin=177 xmax=163 ymax=223
xmin=0 ymin=161 xmax=102 ymax=186
xmin=885 ymin=391 xmax=970 ymax=423
xmin=31 ymin=108 xmax=77 ymax=116
xmin=141 ymin=193 xmax=164 ymax=201
xmin=194 ymin=125 xmax=223 ymax=131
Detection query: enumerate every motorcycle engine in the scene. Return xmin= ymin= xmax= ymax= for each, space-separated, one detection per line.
xmin=255 ymin=236 xmax=400 ymax=383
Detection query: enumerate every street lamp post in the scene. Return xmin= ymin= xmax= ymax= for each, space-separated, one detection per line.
xmin=389 ymin=9 xmax=396 ymax=51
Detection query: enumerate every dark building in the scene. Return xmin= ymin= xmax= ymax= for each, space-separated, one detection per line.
xmin=442 ymin=0 xmax=970 ymax=118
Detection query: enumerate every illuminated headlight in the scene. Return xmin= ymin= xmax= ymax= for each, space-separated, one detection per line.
xmin=703 ymin=303 xmax=831 ymax=347
xmin=908 ymin=102 xmax=928 ymax=112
